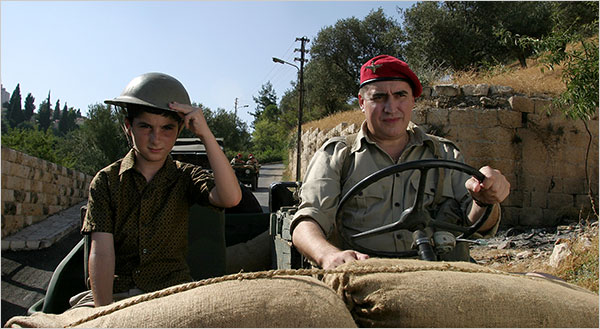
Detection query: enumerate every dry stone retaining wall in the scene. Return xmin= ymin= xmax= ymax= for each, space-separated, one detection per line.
xmin=1 ymin=146 xmax=94 ymax=238
xmin=289 ymin=84 xmax=599 ymax=227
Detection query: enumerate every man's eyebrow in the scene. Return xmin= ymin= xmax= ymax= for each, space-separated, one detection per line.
xmin=393 ymin=90 xmax=409 ymax=96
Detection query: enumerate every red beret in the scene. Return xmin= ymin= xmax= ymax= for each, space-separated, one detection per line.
xmin=359 ymin=55 xmax=422 ymax=97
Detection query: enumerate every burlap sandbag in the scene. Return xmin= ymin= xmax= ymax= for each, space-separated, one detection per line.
xmin=322 ymin=258 xmax=599 ymax=328
xmin=6 ymin=275 xmax=356 ymax=328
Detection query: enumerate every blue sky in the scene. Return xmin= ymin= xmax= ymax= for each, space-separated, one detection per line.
xmin=1 ymin=1 xmax=416 ymax=127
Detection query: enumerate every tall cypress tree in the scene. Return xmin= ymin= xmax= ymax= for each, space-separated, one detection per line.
xmin=24 ymin=93 xmax=35 ymax=122
xmin=7 ymin=84 xmax=24 ymax=127
xmin=38 ymin=91 xmax=52 ymax=131
xmin=53 ymin=99 xmax=61 ymax=122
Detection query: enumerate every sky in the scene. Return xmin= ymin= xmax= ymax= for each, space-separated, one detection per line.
xmin=1 ymin=1 xmax=416 ymax=127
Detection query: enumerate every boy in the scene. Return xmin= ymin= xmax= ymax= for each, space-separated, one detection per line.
xmin=76 ymin=72 xmax=241 ymax=307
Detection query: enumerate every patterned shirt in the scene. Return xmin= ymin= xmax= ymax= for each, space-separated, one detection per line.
xmin=81 ymin=149 xmax=215 ymax=293
xmin=292 ymin=121 xmax=500 ymax=260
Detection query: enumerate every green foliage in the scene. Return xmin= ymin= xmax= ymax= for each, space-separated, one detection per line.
xmin=24 ymin=93 xmax=35 ymax=122
xmin=60 ymin=104 xmax=128 ymax=174
xmin=251 ymin=82 xmax=278 ymax=126
xmin=6 ymin=84 xmax=25 ymax=128
xmin=201 ymin=106 xmax=252 ymax=156
xmin=37 ymin=93 xmax=52 ymax=131
xmin=519 ymin=5 xmax=599 ymax=121
xmin=1 ymin=126 xmax=66 ymax=166
xmin=251 ymin=118 xmax=288 ymax=162
xmin=402 ymin=1 xmax=553 ymax=70
xmin=53 ymin=100 xmax=61 ymax=121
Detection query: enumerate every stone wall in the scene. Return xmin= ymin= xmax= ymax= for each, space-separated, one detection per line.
xmin=1 ymin=147 xmax=94 ymax=238
xmin=289 ymin=84 xmax=599 ymax=228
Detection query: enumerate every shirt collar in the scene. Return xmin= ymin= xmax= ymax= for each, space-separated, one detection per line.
xmin=353 ymin=120 xmax=433 ymax=153
xmin=118 ymin=149 xmax=179 ymax=181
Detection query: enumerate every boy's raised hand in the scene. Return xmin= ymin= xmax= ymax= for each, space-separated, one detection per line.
xmin=169 ymin=102 xmax=210 ymax=138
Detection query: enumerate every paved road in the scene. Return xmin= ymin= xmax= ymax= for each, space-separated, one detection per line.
xmin=1 ymin=162 xmax=285 ymax=326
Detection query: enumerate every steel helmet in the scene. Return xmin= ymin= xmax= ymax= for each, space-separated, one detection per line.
xmin=105 ymin=72 xmax=191 ymax=112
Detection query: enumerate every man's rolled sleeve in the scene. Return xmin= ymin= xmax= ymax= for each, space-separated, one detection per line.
xmin=291 ymin=141 xmax=348 ymax=237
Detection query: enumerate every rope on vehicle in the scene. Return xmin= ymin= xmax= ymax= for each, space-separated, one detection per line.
xmin=65 ymin=263 xmax=513 ymax=327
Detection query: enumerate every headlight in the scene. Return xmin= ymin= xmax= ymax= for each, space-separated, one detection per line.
xmin=245 ymin=169 xmax=250 ymax=174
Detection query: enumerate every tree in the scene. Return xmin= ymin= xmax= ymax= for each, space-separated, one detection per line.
xmin=401 ymin=2 xmax=553 ymax=70
xmin=80 ymin=103 xmax=129 ymax=167
xmin=37 ymin=91 xmax=52 ymax=131
xmin=306 ymin=8 xmax=405 ymax=115
xmin=24 ymin=93 xmax=35 ymax=122
xmin=58 ymin=105 xmax=78 ymax=136
xmin=6 ymin=84 xmax=24 ymax=128
xmin=202 ymin=107 xmax=251 ymax=156
xmin=251 ymin=82 xmax=278 ymax=126
xmin=53 ymin=99 xmax=61 ymax=122
xmin=251 ymin=118 xmax=289 ymax=162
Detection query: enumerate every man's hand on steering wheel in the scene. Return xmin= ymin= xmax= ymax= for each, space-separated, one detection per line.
xmin=466 ymin=166 xmax=511 ymax=206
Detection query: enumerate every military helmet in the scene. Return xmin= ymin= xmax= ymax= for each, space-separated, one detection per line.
xmin=105 ymin=72 xmax=191 ymax=112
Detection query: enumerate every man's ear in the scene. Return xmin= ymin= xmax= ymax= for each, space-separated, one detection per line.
xmin=358 ymin=93 xmax=365 ymax=112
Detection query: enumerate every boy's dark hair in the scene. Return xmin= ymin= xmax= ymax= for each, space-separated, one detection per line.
xmin=125 ymin=104 xmax=183 ymax=124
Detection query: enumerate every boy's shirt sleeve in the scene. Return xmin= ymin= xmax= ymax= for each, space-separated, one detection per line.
xmin=81 ymin=171 xmax=114 ymax=234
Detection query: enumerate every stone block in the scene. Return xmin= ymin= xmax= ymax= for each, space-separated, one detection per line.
xmin=433 ymin=84 xmax=460 ymax=97
xmin=500 ymin=206 xmax=520 ymax=227
xmin=2 ymin=189 xmax=14 ymax=202
xmin=5 ymin=176 xmax=25 ymax=191
xmin=412 ymin=108 xmax=427 ymax=125
xmin=502 ymin=190 xmax=523 ymax=207
xmin=519 ymin=207 xmax=544 ymax=226
xmin=427 ymin=108 xmax=449 ymax=126
xmin=547 ymin=193 xmax=574 ymax=209
xmin=2 ymin=147 xmax=17 ymax=162
xmin=509 ymin=95 xmax=534 ymax=113
xmin=530 ymin=191 xmax=547 ymax=208
xmin=448 ymin=109 xmax=475 ymax=127
xmin=462 ymin=84 xmax=489 ymax=96
xmin=1 ymin=160 xmax=11 ymax=176
xmin=9 ymin=240 xmax=26 ymax=251
xmin=562 ymin=178 xmax=586 ymax=195
xmin=22 ymin=203 xmax=43 ymax=216
xmin=421 ymin=86 xmax=433 ymax=98
xmin=521 ymin=174 xmax=551 ymax=193
xmin=26 ymin=240 xmax=41 ymax=250
xmin=489 ymin=85 xmax=514 ymax=96
xmin=533 ymin=98 xmax=553 ymax=115
xmin=474 ymin=109 xmax=499 ymax=128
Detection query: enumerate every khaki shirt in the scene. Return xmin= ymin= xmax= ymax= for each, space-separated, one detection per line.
xmin=292 ymin=122 xmax=499 ymax=260
xmin=81 ymin=150 xmax=215 ymax=293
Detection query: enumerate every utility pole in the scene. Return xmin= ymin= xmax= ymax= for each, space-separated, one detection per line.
xmin=233 ymin=97 xmax=248 ymax=121
xmin=294 ymin=36 xmax=309 ymax=182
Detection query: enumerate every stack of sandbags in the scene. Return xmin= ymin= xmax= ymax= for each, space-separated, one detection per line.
xmin=6 ymin=275 xmax=356 ymax=328
xmin=322 ymin=258 xmax=599 ymax=328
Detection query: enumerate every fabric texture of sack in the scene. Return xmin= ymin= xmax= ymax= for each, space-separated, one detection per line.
xmin=6 ymin=275 xmax=356 ymax=328
xmin=322 ymin=258 xmax=599 ymax=328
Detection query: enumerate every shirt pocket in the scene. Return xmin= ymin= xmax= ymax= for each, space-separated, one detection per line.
xmin=343 ymin=184 xmax=387 ymax=231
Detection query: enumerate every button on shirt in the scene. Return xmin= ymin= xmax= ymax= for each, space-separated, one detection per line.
xmin=292 ymin=122 xmax=499 ymax=255
xmin=81 ymin=149 xmax=215 ymax=293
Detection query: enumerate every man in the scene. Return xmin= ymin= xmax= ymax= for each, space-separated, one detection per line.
xmin=77 ymin=72 xmax=241 ymax=307
xmin=291 ymin=55 xmax=510 ymax=269
xmin=231 ymin=153 xmax=245 ymax=165
xmin=246 ymin=153 xmax=259 ymax=166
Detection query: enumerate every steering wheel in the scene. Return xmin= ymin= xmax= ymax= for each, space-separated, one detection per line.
xmin=334 ymin=159 xmax=493 ymax=259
